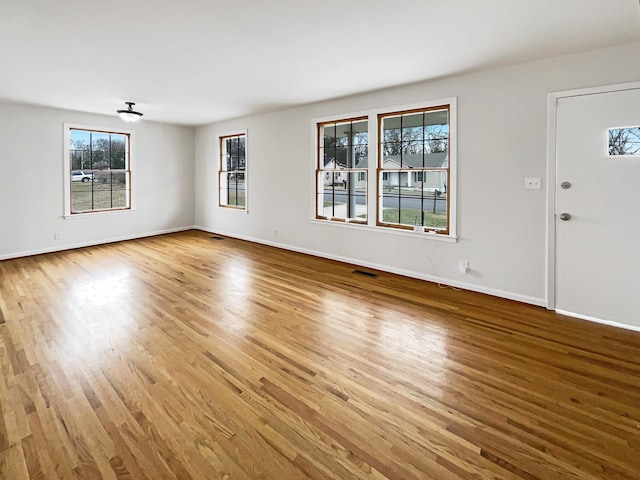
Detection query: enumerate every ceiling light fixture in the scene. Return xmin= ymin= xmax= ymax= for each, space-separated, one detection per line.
xmin=117 ymin=102 xmax=143 ymax=122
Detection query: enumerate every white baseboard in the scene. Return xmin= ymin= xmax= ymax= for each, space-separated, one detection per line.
xmin=555 ymin=309 xmax=640 ymax=333
xmin=0 ymin=226 xmax=193 ymax=261
xmin=10 ymin=225 xmax=637 ymax=332
xmin=194 ymin=226 xmax=547 ymax=308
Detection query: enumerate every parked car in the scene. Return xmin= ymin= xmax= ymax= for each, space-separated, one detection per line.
xmin=71 ymin=170 xmax=94 ymax=182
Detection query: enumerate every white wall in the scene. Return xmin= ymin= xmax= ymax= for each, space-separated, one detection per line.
xmin=0 ymin=103 xmax=195 ymax=259
xmin=194 ymin=42 xmax=640 ymax=305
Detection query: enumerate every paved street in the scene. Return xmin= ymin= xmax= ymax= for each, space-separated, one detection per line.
xmin=323 ymin=189 xmax=446 ymax=213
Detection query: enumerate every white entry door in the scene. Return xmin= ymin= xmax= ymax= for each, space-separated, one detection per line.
xmin=555 ymin=87 xmax=640 ymax=329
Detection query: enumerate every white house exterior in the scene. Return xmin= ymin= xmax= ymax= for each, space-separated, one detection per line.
xmin=381 ymin=152 xmax=447 ymax=191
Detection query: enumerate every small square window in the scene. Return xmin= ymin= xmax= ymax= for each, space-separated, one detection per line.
xmin=608 ymin=127 xmax=640 ymax=156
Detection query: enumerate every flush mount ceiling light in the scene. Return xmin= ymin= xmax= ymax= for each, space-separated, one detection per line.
xmin=117 ymin=102 xmax=143 ymax=122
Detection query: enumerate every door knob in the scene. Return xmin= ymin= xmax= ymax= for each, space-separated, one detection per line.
xmin=561 ymin=181 xmax=571 ymax=189
xmin=559 ymin=213 xmax=571 ymax=221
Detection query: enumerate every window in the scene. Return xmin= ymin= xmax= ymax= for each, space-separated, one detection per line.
xmin=313 ymin=99 xmax=456 ymax=238
xmin=219 ymin=133 xmax=246 ymax=209
xmin=316 ymin=118 xmax=368 ymax=222
xmin=379 ymin=105 xmax=450 ymax=233
xmin=608 ymin=126 xmax=640 ymax=156
xmin=66 ymin=126 xmax=132 ymax=215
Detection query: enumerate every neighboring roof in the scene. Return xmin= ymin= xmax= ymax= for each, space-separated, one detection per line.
xmin=323 ymin=156 xmax=340 ymax=168
xmin=324 ymin=155 xmax=368 ymax=169
xmin=324 ymin=153 xmax=447 ymax=169
xmin=383 ymin=152 xmax=448 ymax=169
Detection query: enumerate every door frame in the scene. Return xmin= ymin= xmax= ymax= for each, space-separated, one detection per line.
xmin=545 ymin=81 xmax=640 ymax=320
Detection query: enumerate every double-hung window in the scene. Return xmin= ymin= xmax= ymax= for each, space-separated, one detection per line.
xmin=66 ymin=126 xmax=132 ymax=215
xmin=379 ymin=105 xmax=450 ymax=233
xmin=316 ymin=118 xmax=368 ymax=223
xmin=219 ymin=133 xmax=247 ymax=209
xmin=314 ymin=99 xmax=455 ymax=236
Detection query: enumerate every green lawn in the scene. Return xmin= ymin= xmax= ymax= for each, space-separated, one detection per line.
xmin=71 ymin=183 xmax=128 ymax=212
xmin=381 ymin=208 xmax=447 ymax=229
xmin=226 ymin=190 xmax=246 ymax=207
xmin=323 ymin=199 xmax=446 ymax=228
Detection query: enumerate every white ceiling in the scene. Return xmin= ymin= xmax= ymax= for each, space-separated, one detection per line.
xmin=1 ymin=0 xmax=639 ymax=126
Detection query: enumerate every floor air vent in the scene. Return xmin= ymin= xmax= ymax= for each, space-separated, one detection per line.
xmin=211 ymin=236 xmax=225 ymax=240
xmin=353 ymin=269 xmax=378 ymax=278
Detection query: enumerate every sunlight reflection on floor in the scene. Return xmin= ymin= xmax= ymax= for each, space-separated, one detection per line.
xmin=58 ymin=267 xmax=135 ymax=365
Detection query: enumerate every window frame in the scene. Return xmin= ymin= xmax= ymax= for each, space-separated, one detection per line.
xmin=311 ymin=97 xmax=457 ymax=240
xmin=218 ymin=130 xmax=248 ymax=211
xmin=316 ymin=116 xmax=369 ymax=223
xmin=377 ymin=104 xmax=452 ymax=235
xmin=63 ymin=123 xmax=135 ymax=218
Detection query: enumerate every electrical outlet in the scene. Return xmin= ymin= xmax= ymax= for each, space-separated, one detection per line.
xmin=54 ymin=232 xmax=61 ymax=240
xmin=524 ymin=177 xmax=541 ymax=189
xmin=273 ymin=228 xmax=278 ymax=237
xmin=459 ymin=260 xmax=469 ymax=274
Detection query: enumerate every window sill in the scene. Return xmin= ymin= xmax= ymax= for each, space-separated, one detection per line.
xmin=64 ymin=208 xmax=136 ymax=220
xmin=310 ymin=218 xmax=457 ymax=242
xmin=219 ymin=206 xmax=249 ymax=214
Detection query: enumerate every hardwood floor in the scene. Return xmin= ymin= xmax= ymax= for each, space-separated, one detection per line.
xmin=1 ymin=230 xmax=639 ymax=479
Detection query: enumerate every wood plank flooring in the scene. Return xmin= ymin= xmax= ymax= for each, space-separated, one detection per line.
xmin=1 ymin=230 xmax=639 ymax=479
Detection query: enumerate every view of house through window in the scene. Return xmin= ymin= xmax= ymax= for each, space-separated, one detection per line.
xmin=316 ymin=118 xmax=368 ymax=222
xmin=219 ymin=133 xmax=246 ymax=209
xmin=69 ymin=128 xmax=131 ymax=214
xmin=379 ymin=106 xmax=450 ymax=233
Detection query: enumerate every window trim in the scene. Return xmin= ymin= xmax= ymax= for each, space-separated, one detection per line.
xmin=311 ymin=97 xmax=457 ymax=240
xmin=63 ymin=123 xmax=135 ymax=218
xmin=218 ymin=129 xmax=248 ymax=211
